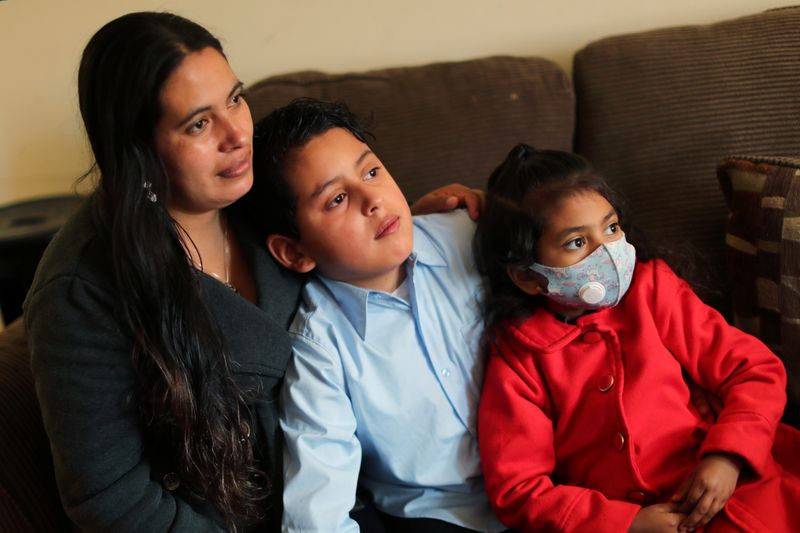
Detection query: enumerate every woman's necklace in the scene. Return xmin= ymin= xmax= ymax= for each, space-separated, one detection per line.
xmin=201 ymin=214 xmax=238 ymax=294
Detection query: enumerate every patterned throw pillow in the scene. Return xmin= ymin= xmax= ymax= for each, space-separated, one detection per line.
xmin=717 ymin=156 xmax=800 ymax=406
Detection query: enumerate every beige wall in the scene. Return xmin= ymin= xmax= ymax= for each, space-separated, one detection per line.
xmin=0 ymin=0 xmax=790 ymax=205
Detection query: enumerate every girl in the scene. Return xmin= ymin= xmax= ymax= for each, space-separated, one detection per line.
xmin=473 ymin=144 xmax=800 ymax=533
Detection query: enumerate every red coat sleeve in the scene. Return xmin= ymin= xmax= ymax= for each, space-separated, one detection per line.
xmin=648 ymin=260 xmax=787 ymax=476
xmin=478 ymin=333 xmax=640 ymax=532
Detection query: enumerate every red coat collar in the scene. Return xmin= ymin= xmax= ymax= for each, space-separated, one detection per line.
xmin=504 ymin=305 xmax=613 ymax=352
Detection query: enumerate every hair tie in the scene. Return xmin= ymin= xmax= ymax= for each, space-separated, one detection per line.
xmin=143 ymin=181 xmax=157 ymax=203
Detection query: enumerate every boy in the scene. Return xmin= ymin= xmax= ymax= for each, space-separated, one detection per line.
xmin=248 ymin=99 xmax=506 ymax=532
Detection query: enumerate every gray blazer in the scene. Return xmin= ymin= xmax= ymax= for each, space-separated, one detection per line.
xmin=24 ymin=196 xmax=303 ymax=532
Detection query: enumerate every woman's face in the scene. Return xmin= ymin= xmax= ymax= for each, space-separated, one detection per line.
xmin=154 ymin=47 xmax=254 ymax=217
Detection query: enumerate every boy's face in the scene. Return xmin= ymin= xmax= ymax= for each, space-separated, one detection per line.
xmin=279 ymin=127 xmax=413 ymax=292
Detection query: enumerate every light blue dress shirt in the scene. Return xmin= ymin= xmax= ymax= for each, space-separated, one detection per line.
xmin=280 ymin=210 xmax=505 ymax=532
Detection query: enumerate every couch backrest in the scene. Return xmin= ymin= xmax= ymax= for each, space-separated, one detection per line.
xmin=574 ymin=6 xmax=800 ymax=312
xmin=246 ymin=55 xmax=575 ymax=204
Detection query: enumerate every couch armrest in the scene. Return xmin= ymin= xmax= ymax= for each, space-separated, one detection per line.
xmin=0 ymin=318 xmax=69 ymax=531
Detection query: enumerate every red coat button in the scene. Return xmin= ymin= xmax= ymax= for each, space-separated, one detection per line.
xmin=581 ymin=331 xmax=603 ymax=343
xmin=613 ymin=432 xmax=626 ymax=451
xmin=596 ymin=374 xmax=615 ymax=392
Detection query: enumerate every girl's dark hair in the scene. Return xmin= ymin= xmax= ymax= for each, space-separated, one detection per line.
xmin=474 ymin=144 xmax=646 ymax=335
xmin=246 ymin=98 xmax=372 ymax=239
xmin=79 ymin=12 xmax=263 ymax=528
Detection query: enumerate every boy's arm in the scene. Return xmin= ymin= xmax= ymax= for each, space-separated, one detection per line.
xmin=280 ymin=333 xmax=361 ymax=533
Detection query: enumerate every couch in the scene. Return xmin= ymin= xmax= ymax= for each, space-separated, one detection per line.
xmin=2 ymin=6 xmax=798 ymax=531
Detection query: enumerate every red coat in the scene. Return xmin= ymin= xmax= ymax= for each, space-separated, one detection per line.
xmin=478 ymin=260 xmax=800 ymax=532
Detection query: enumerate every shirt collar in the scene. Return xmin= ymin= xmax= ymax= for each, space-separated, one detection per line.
xmin=317 ymin=265 xmax=415 ymax=340
xmin=315 ymin=217 xmax=450 ymax=339
xmin=316 ymin=276 xmax=371 ymax=338
xmin=410 ymin=218 xmax=448 ymax=268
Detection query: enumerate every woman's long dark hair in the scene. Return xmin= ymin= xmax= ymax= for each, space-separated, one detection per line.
xmin=79 ymin=12 xmax=263 ymax=528
xmin=474 ymin=144 xmax=645 ymax=337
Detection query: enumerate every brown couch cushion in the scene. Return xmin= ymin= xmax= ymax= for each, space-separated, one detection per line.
xmin=717 ymin=156 xmax=800 ymax=410
xmin=246 ymin=56 xmax=575 ymax=203
xmin=0 ymin=319 xmax=68 ymax=532
xmin=574 ymin=7 xmax=800 ymax=312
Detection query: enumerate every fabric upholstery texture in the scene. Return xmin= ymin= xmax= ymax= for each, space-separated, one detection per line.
xmin=0 ymin=318 xmax=68 ymax=532
xmin=246 ymin=55 xmax=575 ymax=204
xmin=718 ymin=156 xmax=800 ymax=409
xmin=573 ymin=6 xmax=800 ymax=311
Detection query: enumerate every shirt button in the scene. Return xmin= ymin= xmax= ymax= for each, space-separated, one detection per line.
xmin=596 ymin=374 xmax=615 ymax=392
xmin=162 ymin=472 xmax=181 ymax=491
xmin=613 ymin=432 xmax=626 ymax=451
xmin=627 ymin=490 xmax=647 ymax=504
xmin=581 ymin=331 xmax=603 ymax=343
xmin=440 ymin=368 xmax=451 ymax=377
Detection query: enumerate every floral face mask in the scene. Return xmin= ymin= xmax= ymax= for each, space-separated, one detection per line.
xmin=529 ymin=235 xmax=636 ymax=310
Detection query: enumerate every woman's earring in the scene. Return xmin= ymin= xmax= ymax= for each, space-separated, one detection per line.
xmin=143 ymin=181 xmax=157 ymax=203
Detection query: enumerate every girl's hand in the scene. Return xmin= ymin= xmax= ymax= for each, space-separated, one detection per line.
xmin=671 ymin=453 xmax=743 ymax=531
xmin=409 ymin=184 xmax=485 ymax=220
xmin=628 ymin=502 xmax=686 ymax=533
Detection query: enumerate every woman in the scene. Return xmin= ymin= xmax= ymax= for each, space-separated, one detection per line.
xmin=24 ymin=12 xmax=480 ymax=532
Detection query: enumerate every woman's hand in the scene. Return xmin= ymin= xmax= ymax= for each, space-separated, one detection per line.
xmin=628 ymin=502 xmax=686 ymax=533
xmin=671 ymin=453 xmax=743 ymax=531
xmin=409 ymin=183 xmax=485 ymax=220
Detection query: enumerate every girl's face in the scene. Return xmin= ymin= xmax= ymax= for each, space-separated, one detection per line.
xmin=154 ymin=47 xmax=254 ymax=218
xmin=508 ymin=189 xmax=625 ymax=312
xmin=536 ymin=189 xmax=623 ymax=267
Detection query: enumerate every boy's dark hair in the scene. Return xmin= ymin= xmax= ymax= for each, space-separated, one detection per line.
xmin=247 ymin=98 xmax=373 ymax=239
xmin=473 ymin=144 xmax=639 ymax=335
